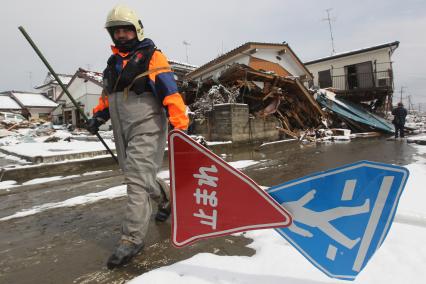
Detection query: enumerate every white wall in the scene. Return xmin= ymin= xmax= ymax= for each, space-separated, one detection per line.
xmin=191 ymin=47 xmax=310 ymax=82
xmin=196 ymin=55 xmax=250 ymax=81
xmin=28 ymin=107 xmax=55 ymax=119
xmin=58 ymin=77 xmax=111 ymax=129
xmin=252 ymin=49 xmax=307 ymax=77
xmin=306 ymin=48 xmax=393 ymax=87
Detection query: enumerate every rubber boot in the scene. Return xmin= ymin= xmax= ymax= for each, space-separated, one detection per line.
xmin=155 ymin=178 xmax=171 ymax=222
xmin=107 ymin=240 xmax=144 ymax=269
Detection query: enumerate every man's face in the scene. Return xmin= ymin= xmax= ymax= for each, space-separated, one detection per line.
xmin=113 ymin=27 xmax=136 ymax=42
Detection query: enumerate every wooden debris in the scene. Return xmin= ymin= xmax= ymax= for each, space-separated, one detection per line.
xmin=182 ymin=64 xmax=326 ymax=138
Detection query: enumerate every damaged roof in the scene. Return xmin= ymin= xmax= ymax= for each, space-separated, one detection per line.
xmin=34 ymin=73 xmax=73 ymax=89
xmin=186 ymin=42 xmax=312 ymax=80
xmin=56 ymin=68 xmax=103 ymax=102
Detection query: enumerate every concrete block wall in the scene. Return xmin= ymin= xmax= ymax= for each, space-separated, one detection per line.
xmin=194 ymin=103 xmax=280 ymax=143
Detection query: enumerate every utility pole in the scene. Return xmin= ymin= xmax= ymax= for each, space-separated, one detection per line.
xmin=27 ymin=71 xmax=33 ymax=91
xmin=407 ymin=95 xmax=412 ymax=112
xmin=323 ymin=8 xmax=336 ymax=55
xmin=399 ymin=86 xmax=406 ymax=103
xmin=183 ymin=40 xmax=191 ymax=63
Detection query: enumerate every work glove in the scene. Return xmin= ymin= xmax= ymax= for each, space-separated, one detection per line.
xmin=86 ymin=117 xmax=103 ymax=135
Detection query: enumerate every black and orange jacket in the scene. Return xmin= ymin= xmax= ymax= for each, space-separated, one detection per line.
xmin=93 ymin=38 xmax=189 ymax=130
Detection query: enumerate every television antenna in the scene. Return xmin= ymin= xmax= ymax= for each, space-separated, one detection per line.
xmin=323 ymin=8 xmax=337 ymax=55
xmin=183 ymin=40 xmax=191 ymax=63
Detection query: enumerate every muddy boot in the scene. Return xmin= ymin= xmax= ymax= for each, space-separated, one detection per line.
xmin=106 ymin=240 xmax=144 ymax=270
xmin=155 ymin=178 xmax=171 ymax=222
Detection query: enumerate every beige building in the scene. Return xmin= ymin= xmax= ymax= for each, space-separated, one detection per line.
xmin=304 ymin=41 xmax=399 ymax=113
xmin=186 ymin=42 xmax=313 ymax=83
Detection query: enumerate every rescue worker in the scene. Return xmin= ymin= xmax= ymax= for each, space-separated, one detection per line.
xmin=391 ymin=102 xmax=407 ymax=139
xmin=86 ymin=5 xmax=189 ymax=269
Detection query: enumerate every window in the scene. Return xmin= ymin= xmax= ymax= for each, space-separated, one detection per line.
xmin=47 ymin=89 xmax=54 ymax=99
xmin=39 ymin=113 xmax=50 ymax=120
xmin=318 ymin=69 xmax=332 ymax=88
xmin=345 ymin=61 xmax=374 ymax=89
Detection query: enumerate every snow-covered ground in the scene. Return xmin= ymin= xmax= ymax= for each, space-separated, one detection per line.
xmin=1 ymin=140 xmax=116 ymax=158
xmin=0 ymin=160 xmax=259 ymax=221
xmin=126 ymin=145 xmax=426 ymax=284
xmin=0 ymin=128 xmax=230 ymax=165
xmin=1 ymin=134 xmax=425 ymax=282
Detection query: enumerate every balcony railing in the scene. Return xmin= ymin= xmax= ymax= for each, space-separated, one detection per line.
xmin=326 ymin=71 xmax=393 ymax=91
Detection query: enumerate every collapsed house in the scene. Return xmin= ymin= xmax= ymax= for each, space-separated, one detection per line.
xmin=179 ymin=41 xmax=400 ymax=142
xmin=182 ymin=64 xmax=325 ymax=142
xmin=180 ymin=42 xmax=328 ymax=142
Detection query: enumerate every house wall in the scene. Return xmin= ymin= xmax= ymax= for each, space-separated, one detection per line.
xmin=306 ymin=48 xmax=393 ymax=87
xmin=252 ymin=49 xmax=307 ymax=77
xmin=53 ymin=85 xmax=64 ymax=101
xmin=27 ymin=107 xmax=55 ymax=120
xmin=59 ymin=78 xmax=111 ymax=129
xmin=249 ymin=57 xmax=291 ymax=77
xmin=197 ymin=56 xmax=250 ymax=81
xmin=191 ymin=47 xmax=310 ymax=82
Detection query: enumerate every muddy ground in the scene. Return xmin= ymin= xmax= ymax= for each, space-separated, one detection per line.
xmin=0 ymin=137 xmax=419 ymax=284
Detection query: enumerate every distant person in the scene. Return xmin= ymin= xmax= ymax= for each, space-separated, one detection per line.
xmin=392 ymin=102 xmax=408 ymax=138
xmin=22 ymin=108 xmax=31 ymax=120
xmin=85 ymin=4 xmax=189 ymax=269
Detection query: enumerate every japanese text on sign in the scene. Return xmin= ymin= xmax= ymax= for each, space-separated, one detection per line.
xmin=193 ymin=165 xmax=219 ymax=229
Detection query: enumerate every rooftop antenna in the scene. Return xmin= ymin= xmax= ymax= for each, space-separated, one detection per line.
xmin=323 ymin=8 xmax=336 ymax=55
xmin=183 ymin=40 xmax=191 ymax=63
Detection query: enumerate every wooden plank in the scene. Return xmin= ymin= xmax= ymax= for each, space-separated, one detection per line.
xmin=276 ymin=127 xmax=299 ymax=139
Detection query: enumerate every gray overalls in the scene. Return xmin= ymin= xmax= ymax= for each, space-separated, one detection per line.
xmin=108 ymin=89 xmax=167 ymax=245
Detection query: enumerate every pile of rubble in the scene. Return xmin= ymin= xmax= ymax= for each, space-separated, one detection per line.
xmin=182 ymin=64 xmax=325 ymax=139
xmin=0 ymin=120 xmax=101 ymax=146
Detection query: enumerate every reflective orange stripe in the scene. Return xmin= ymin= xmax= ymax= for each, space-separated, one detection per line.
xmin=163 ymin=93 xmax=189 ymax=130
xmin=92 ymin=95 xmax=109 ymax=115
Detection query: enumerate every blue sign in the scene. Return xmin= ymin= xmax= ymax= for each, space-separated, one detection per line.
xmin=267 ymin=161 xmax=409 ymax=281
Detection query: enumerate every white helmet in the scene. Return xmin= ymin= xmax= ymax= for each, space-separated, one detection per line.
xmin=105 ymin=4 xmax=144 ymax=41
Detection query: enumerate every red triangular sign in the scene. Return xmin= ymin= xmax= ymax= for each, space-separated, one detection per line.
xmin=168 ymin=130 xmax=292 ymax=247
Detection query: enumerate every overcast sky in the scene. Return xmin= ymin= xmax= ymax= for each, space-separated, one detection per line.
xmin=1 ymin=0 xmax=426 ymax=105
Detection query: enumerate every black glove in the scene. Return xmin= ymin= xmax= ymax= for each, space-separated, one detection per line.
xmin=86 ymin=118 xmax=103 ymax=135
